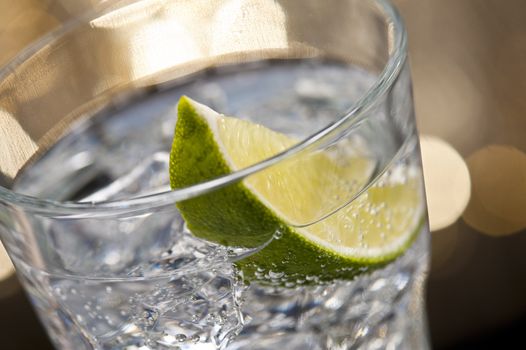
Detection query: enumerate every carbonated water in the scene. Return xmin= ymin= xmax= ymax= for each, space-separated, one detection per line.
xmin=12 ymin=61 xmax=429 ymax=349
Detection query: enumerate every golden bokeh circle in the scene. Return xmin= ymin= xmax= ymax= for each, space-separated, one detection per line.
xmin=0 ymin=241 xmax=15 ymax=282
xmin=463 ymin=145 xmax=526 ymax=236
xmin=420 ymin=136 xmax=471 ymax=231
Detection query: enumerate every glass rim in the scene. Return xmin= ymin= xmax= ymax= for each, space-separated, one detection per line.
xmin=0 ymin=0 xmax=407 ymax=216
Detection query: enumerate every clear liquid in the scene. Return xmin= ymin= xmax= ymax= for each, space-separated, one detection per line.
xmin=12 ymin=61 xmax=429 ymax=349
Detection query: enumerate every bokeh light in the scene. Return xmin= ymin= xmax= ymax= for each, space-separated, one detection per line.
xmin=0 ymin=241 xmax=14 ymax=282
xmin=0 ymin=242 xmax=19 ymax=299
xmin=462 ymin=145 xmax=526 ymax=236
xmin=420 ymin=135 xmax=471 ymax=231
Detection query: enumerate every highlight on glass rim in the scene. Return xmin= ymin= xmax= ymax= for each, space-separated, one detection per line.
xmin=0 ymin=0 xmax=434 ymax=349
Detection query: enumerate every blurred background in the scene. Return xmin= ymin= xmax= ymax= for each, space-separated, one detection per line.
xmin=0 ymin=0 xmax=524 ymax=349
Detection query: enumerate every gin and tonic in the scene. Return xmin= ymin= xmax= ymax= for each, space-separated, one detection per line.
xmin=0 ymin=0 xmax=429 ymax=349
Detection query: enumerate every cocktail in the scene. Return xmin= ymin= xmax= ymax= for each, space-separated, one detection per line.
xmin=0 ymin=0 xmax=429 ymax=349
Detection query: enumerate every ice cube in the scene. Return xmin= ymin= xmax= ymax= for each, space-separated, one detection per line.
xmin=80 ymin=152 xmax=170 ymax=202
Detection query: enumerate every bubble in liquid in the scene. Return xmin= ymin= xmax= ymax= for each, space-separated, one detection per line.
xmin=268 ymin=270 xmax=284 ymax=279
xmin=207 ymin=313 xmax=217 ymax=323
xmin=141 ymin=308 xmax=160 ymax=327
xmin=175 ymin=334 xmax=187 ymax=342
xmin=190 ymin=334 xmax=200 ymax=343
xmin=105 ymin=316 xmax=114 ymax=326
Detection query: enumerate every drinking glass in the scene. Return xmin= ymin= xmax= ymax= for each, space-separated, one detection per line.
xmin=0 ymin=0 xmax=430 ymax=349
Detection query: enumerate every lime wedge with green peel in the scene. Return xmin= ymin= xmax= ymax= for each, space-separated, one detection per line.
xmin=170 ymin=96 xmax=425 ymax=284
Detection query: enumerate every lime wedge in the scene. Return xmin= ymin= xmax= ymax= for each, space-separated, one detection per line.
xmin=170 ymin=96 xmax=424 ymax=284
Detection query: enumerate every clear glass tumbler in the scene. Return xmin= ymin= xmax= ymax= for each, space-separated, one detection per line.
xmin=0 ymin=0 xmax=430 ymax=349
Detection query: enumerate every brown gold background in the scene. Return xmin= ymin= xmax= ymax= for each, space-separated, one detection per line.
xmin=0 ymin=0 xmax=525 ymax=349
